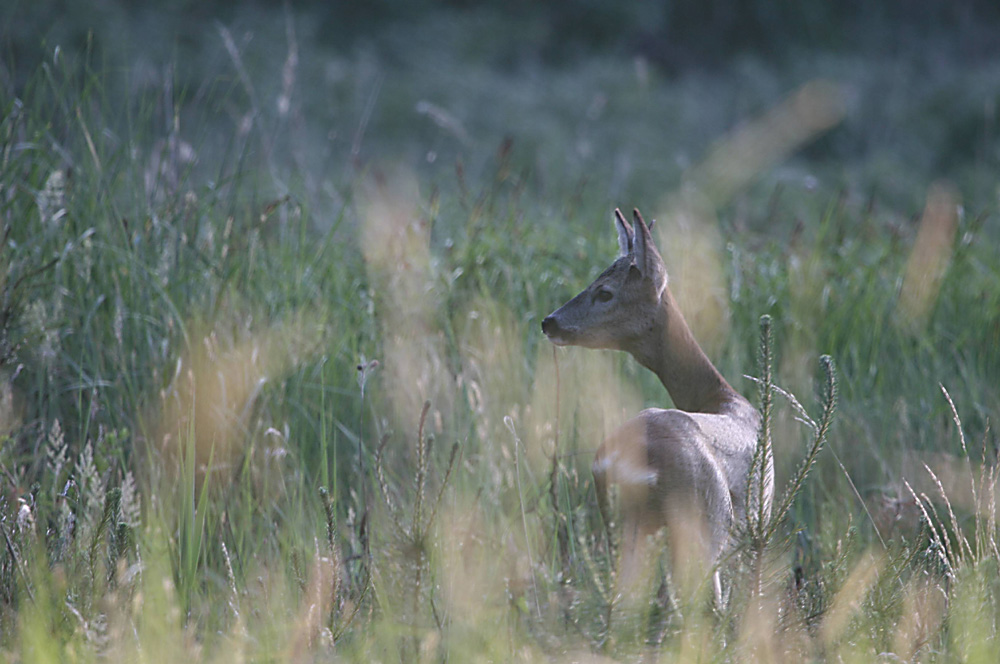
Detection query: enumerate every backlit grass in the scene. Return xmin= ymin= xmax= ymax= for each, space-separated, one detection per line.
xmin=2 ymin=16 xmax=1000 ymax=662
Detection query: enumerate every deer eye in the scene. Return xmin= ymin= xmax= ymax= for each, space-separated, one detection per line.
xmin=594 ymin=288 xmax=614 ymax=303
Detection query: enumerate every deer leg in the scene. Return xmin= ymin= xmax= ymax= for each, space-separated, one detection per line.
xmin=617 ymin=512 xmax=660 ymax=595
xmin=594 ymin=467 xmax=616 ymax=560
xmin=703 ymin=467 xmax=735 ymax=610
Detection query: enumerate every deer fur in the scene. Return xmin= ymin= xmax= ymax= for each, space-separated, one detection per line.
xmin=542 ymin=208 xmax=772 ymax=602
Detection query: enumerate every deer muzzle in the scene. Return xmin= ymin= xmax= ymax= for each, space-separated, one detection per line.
xmin=541 ymin=315 xmax=570 ymax=345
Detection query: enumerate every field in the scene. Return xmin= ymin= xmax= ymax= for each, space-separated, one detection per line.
xmin=2 ymin=4 xmax=1000 ymax=661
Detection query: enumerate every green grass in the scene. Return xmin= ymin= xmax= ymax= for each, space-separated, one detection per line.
xmin=2 ymin=13 xmax=1000 ymax=662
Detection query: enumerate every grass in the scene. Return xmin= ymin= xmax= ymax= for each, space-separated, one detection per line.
xmin=2 ymin=8 xmax=1000 ymax=661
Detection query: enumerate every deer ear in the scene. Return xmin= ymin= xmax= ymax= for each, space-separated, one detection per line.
xmin=614 ymin=208 xmax=634 ymax=257
xmin=633 ymin=208 xmax=668 ymax=294
xmin=632 ymin=208 xmax=651 ymax=274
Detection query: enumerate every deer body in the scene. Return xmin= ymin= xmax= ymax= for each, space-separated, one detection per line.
xmin=542 ymin=209 xmax=771 ymax=599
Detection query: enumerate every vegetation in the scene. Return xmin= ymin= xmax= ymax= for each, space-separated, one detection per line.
xmin=1 ymin=4 xmax=1000 ymax=661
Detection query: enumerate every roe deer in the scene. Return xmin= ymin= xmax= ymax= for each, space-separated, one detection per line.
xmin=541 ymin=208 xmax=772 ymax=602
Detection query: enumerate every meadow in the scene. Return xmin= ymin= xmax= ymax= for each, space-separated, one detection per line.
xmin=2 ymin=6 xmax=1000 ymax=661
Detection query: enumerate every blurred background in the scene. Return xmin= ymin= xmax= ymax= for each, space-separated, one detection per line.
xmin=5 ymin=0 xmax=1000 ymax=213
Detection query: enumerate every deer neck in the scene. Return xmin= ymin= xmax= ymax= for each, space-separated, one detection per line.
xmin=630 ymin=287 xmax=735 ymax=414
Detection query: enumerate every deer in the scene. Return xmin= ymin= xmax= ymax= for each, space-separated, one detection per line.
xmin=541 ymin=208 xmax=772 ymax=605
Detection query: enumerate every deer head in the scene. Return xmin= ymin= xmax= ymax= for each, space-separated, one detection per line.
xmin=541 ymin=208 xmax=667 ymax=352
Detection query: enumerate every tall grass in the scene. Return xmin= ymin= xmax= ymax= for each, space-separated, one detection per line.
xmin=1 ymin=24 xmax=1000 ymax=662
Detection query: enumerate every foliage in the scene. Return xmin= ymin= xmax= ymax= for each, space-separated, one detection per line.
xmin=1 ymin=11 xmax=1000 ymax=662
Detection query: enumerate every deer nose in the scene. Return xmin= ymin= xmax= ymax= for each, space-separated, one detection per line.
xmin=541 ymin=316 xmax=559 ymax=336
